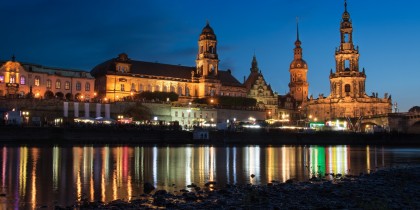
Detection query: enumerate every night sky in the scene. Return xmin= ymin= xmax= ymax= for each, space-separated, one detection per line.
xmin=1 ymin=0 xmax=419 ymax=111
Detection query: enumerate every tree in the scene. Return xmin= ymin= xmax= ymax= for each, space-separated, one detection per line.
xmin=123 ymin=103 xmax=152 ymax=121
xmin=44 ymin=90 xmax=54 ymax=99
xmin=135 ymin=91 xmax=178 ymax=102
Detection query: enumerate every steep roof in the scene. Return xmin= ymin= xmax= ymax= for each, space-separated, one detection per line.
xmin=91 ymin=56 xmax=243 ymax=87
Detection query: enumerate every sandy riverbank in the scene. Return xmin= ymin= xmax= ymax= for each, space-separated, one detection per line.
xmin=57 ymin=165 xmax=420 ymax=209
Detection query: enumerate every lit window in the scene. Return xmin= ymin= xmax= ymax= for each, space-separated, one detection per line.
xmin=155 ymin=85 xmax=159 ymax=92
xmin=178 ymin=87 xmax=182 ymax=96
xmin=121 ymin=84 xmax=125 ymax=91
xmin=76 ymin=82 xmax=81 ymax=91
xmin=20 ymin=76 xmax=26 ymax=85
xmin=9 ymin=75 xmax=15 ymax=83
xmin=185 ymin=87 xmax=190 ymax=96
xmin=139 ymin=84 xmax=144 ymax=92
xmin=131 ymin=83 xmax=135 ymax=91
xmin=85 ymin=83 xmax=90 ymax=91
xmin=34 ymin=77 xmax=40 ymax=86
xmin=47 ymin=80 xmax=52 ymax=89
xmin=55 ymin=80 xmax=61 ymax=89
xmin=65 ymin=81 xmax=70 ymax=90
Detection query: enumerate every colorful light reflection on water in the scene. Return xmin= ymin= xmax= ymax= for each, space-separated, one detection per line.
xmin=0 ymin=145 xmax=419 ymax=208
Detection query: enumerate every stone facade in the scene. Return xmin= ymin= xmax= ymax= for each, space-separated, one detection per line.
xmin=305 ymin=1 xmax=392 ymax=121
xmin=0 ymin=57 xmax=95 ymax=100
xmin=244 ymin=55 xmax=278 ymax=119
xmin=90 ymin=22 xmax=246 ymax=103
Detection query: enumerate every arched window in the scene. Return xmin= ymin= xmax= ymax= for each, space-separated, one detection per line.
xmin=345 ymin=84 xmax=351 ymax=96
xmin=154 ymin=85 xmax=160 ymax=92
xmin=170 ymin=86 xmax=175 ymax=93
xmin=147 ymin=84 xmax=152 ymax=91
xmin=55 ymin=80 xmax=61 ymax=89
xmin=185 ymin=87 xmax=190 ymax=96
xmin=163 ymin=86 xmax=167 ymax=92
xmin=344 ymin=33 xmax=349 ymax=43
xmin=344 ymin=60 xmax=350 ymax=71
xmin=85 ymin=83 xmax=90 ymax=91
xmin=20 ymin=76 xmax=26 ymax=85
xmin=65 ymin=81 xmax=70 ymax=90
xmin=47 ymin=80 xmax=52 ymax=89
xmin=139 ymin=84 xmax=144 ymax=92
xmin=9 ymin=75 xmax=15 ymax=83
xmin=76 ymin=82 xmax=81 ymax=91
xmin=34 ymin=76 xmax=40 ymax=86
xmin=178 ymin=86 xmax=183 ymax=96
xmin=131 ymin=83 xmax=135 ymax=91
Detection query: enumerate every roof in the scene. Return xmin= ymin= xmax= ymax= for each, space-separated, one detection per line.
xmin=91 ymin=56 xmax=244 ymax=87
xmin=0 ymin=60 xmax=94 ymax=79
xmin=244 ymin=71 xmax=259 ymax=91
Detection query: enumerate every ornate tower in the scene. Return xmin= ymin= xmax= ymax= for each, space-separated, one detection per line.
xmin=196 ymin=21 xmax=219 ymax=78
xmin=329 ymin=0 xmax=366 ymax=98
xmin=289 ymin=19 xmax=308 ymax=104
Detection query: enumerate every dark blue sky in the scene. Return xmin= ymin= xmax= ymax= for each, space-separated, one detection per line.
xmin=1 ymin=0 xmax=419 ymax=111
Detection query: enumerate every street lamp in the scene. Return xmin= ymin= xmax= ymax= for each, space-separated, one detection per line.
xmin=22 ymin=111 xmax=30 ymax=126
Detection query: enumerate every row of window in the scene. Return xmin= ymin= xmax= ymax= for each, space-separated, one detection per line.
xmin=0 ymin=75 xmax=91 ymax=91
xmin=174 ymin=111 xmax=215 ymax=118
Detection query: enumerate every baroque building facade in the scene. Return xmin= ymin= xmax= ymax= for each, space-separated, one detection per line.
xmin=305 ymin=1 xmax=392 ymax=121
xmin=244 ymin=55 xmax=279 ymax=119
xmin=0 ymin=57 xmax=95 ymax=100
xmin=91 ymin=22 xmax=246 ymax=102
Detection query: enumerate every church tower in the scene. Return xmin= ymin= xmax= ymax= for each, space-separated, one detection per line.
xmin=329 ymin=0 xmax=366 ymax=98
xmin=196 ymin=21 xmax=219 ymax=78
xmin=289 ymin=19 xmax=308 ymax=104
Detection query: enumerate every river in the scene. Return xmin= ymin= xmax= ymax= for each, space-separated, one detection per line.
xmin=1 ymin=145 xmax=420 ymax=209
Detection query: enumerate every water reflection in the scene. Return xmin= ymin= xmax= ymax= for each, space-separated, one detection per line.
xmin=0 ymin=145 xmax=419 ymax=208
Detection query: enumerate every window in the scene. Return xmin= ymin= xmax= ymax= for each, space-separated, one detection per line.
xmin=344 ymin=33 xmax=349 ymax=43
xmin=344 ymin=60 xmax=350 ymax=71
xmin=76 ymin=82 xmax=81 ymax=91
xmin=139 ymin=84 xmax=144 ymax=92
xmin=121 ymin=84 xmax=125 ymax=91
xmin=185 ymin=87 xmax=190 ymax=96
xmin=147 ymin=84 xmax=152 ymax=91
xmin=9 ymin=75 xmax=15 ymax=83
xmin=47 ymin=80 xmax=52 ymax=89
xmin=163 ymin=86 xmax=167 ymax=92
xmin=55 ymin=80 xmax=61 ymax=89
xmin=154 ymin=85 xmax=160 ymax=92
xmin=210 ymin=89 xmax=215 ymax=96
xmin=131 ymin=83 xmax=135 ymax=91
xmin=20 ymin=76 xmax=26 ymax=85
xmin=345 ymin=84 xmax=351 ymax=96
xmin=175 ymin=111 xmax=178 ymax=117
xmin=85 ymin=83 xmax=90 ymax=91
xmin=34 ymin=77 xmax=40 ymax=86
xmin=0 ymin=75 xmax=4 ymax=83
xmin=178 ymin=87 xmax=182 ymax=96
xmin=170 ymin=86 xmax=175 ymax=93
xmin=65 ymin=81 xmax=70 ymax=90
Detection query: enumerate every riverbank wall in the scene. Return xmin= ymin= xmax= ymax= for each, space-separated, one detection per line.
xmin=0 ymin=126 xmax=419 ymax=145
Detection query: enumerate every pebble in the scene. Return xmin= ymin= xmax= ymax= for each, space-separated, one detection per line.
xmin=67 ymin=166 xmax=420 ymax=209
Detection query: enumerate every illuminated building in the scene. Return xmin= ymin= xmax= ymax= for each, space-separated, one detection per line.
xmin=90 ymin=22 xmax=246 ymax=102
xmin=0 ymin=56 xmax=95 ymax=100
xmin=244 ymin=55 xmax=279 ymax=119
xmin=304 ymin=1 xmax=392 ymax=121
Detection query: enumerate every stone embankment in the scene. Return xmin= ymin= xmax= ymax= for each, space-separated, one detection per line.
xmin=61 ymin=165 xmax=420 ymax=209
xmin=1 ymin=126 xmax=420 ymax=145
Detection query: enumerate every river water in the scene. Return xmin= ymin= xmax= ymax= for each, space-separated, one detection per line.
xmin=1 ymin=145 xmax=420 ymax=208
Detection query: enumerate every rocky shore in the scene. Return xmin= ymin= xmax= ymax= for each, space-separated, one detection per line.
xmin=59 ymin=165 xmax=420 ymax=209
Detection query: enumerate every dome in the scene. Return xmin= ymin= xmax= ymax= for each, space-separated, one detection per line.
xmin=342 ymin=11 xmax=350 ymax=20
xmin=290 ymin=59 xmax=307 ymax=69
xmin=199 ymin=22 xmax=216 ymax=40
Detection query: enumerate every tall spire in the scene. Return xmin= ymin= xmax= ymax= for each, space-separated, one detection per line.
xmin=344 ymin=0 xmax=347 ymax=12
xmin=296 ymin=17 xmax=300 ymax=41
xmin=250 ymin=54 xmax=259 ymax=73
